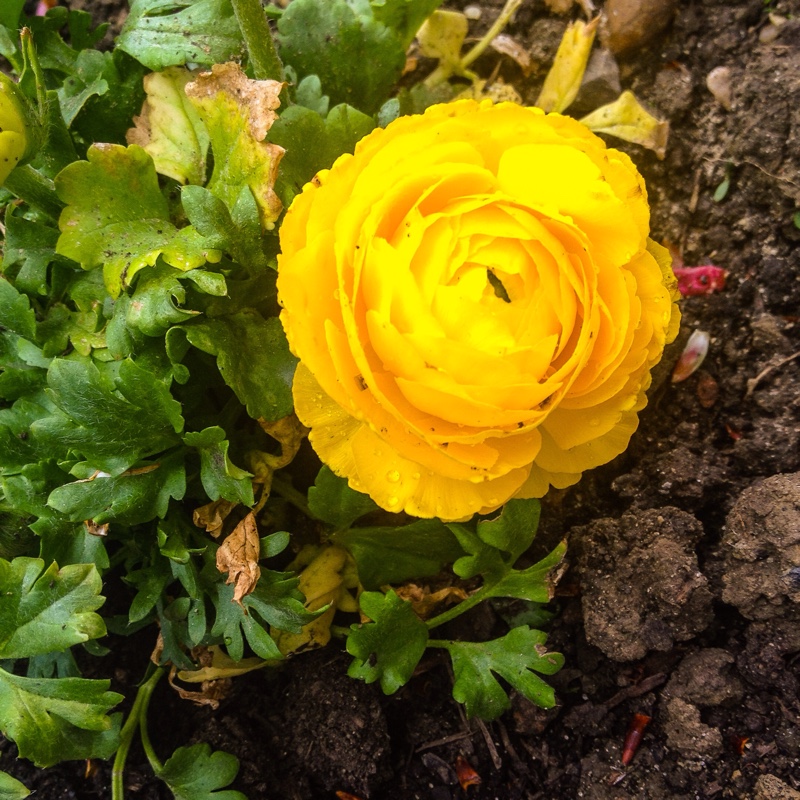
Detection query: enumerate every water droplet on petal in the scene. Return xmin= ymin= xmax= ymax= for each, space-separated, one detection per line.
xmin=333 ymin=289 xmax=341 ymax=301
xmin=411 ymin=472 xmax=421 ymax=480
xmin=589 ymin=417 xmax=601 ymax=427
xmin=387 ymin=496 xmax=399 ymax=508
xmin=386 ymin=470 xmax=400 ymax=483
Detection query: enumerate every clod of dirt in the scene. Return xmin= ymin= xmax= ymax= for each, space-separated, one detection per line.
xmin=662 ymin=697 xmax=724 ymax=759
xmin=664 ymin=648 xmax=744 ymax=707
xmin=720 ymin=472 xmax=800 ymax=620
xmin=737 ymin=617 xmax=800 ymax=698
xmin=268 ymin=653 xmax=391 ymax=797
xmin=572 ymin=507 xmax=713 ymax=662
xmin=601 ymin=0 xmax=679 ymax=55
xmin=754 ymin=774 xmax=800 ymax=800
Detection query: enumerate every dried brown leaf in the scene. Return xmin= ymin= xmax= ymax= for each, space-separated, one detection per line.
xmin=490 ymin=34 xmax=533 ymax=77
xmin=193 ymin=498 xmax=237 ymax=537
xmin=395 ymin=584 xmax=469 ymax=619
xmin=216 ymin=512 xmax=261 ymax=605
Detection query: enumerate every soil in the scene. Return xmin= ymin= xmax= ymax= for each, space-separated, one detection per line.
xmin=3 ymin=0 xmax=800 ymax=798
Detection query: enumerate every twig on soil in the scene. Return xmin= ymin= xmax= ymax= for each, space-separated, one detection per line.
xmin=416 ymin=730 xmax=475 ymax=752
xmin=745 ymin=349 xmax=800 ymax=398
xmin=474 ymin=717 xmax=502 ymax=770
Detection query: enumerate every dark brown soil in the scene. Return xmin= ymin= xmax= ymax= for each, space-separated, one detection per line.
xmin=3 ymin=0 xmax=800 ymax=798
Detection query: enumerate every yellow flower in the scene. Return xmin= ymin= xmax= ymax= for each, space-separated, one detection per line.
xmin=0 ymin=74 xmax=30 ymax=186
xmin=278 ymin=100 xmax=679 ymax=521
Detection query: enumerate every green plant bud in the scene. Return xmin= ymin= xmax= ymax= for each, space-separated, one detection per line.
xmin=0 ymin=73 xmax=32 ymax=186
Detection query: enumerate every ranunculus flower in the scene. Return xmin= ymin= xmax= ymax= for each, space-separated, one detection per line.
xmin=277 ymin=100 xmax=680 ymax=521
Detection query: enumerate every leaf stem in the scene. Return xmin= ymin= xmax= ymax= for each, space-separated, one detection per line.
xmin=270 ymin=471 xmax=313 ymax=518
xmin=230 ymin=0 xmax=284 ymax=82
xmin=425 ymin=584 xmax=493 ymax=630
xmin=3 ymin=164 xmax=63 ymax=221
xmin=111 ymin=666 xmax=165 ymax=800
xmin=460 ymin=0 xmax=523 ymax=69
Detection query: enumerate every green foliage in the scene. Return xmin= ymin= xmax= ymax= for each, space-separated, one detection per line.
xmin=0 ymin=670 xmax=122 ymax=767
xmin=158 ymin=743 xmax=246 ymax=800
xmin=346 ymin=590 xmax=429 ymax=694
xmin=0 ymin=771 xmax=30 ymax=800
xmin=445 ymin=627 xmax=564 ymax=719
xmin=277 ymin=0 xmax=407 ymax=114
xmin=0 ymin=557 xmax=106 ymax=658
xmin=118 ymin=0 xmax=245 ymax=70
xmin=307 ymin=466 xmax=379 ymax=529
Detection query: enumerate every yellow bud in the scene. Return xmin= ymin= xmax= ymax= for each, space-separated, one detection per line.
xmin=0 ymin=75 xmax=30 ymax=186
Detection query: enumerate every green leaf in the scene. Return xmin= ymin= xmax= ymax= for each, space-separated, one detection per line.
xmin=181 ymin=185 xmax=270 ymax=273
xmin=486 ymin=541 xmax=566 ymax=603
xmin=372 ymin=0 xmax=445 ymax=47
xmin=0 ymin=557 xmax=106 ymax=659
xmin=0 ymin=771 xmax=30 ymax=800
xmin=270 ymin=102 xmax=375 ymax=205
xmin=209 ymin=582 xmax=281 ymax=662
xmin=55 ymin=143 xmax=221 ymax=296
xmin=127 ymin=557 xmax=173 ymax=623
xmin=476 ymin=498 xmax=541 ymax=564
xmin=0 ymin=0 xmax=24 ymax=30
xmin=56 ymin=49 xmax=110 ymax=126
xmin=126 ymin=264 xmax=199 ymax=337
xmin=0 ymin=667 xmax=122 ymax=767
xmin=346 ymin=590 xmax=428 ymax=694
xmin=1 ymin=210 xmax=60 ymax=297
xmin=277 ymin=0 xmax=407 ymax=114
xmin=0 ymin=278 xmax=37 ymax=342
xmin=184 ymin=63 xmax=283 ymax=230
xmin=449 ymin=498 xmax=542 ymax=582
xmin=335 ymin=519 xmax=465 ymax=590
xmin=47 ymin=452 xmax=186 ymax=525
xmin=118 ymin=0 xmax=245 ymax=70
xmin=183 ymin=426 xmax=254 ymax=506
xmin=244 ymin=570 xmax=314 ymax=634
xmin=307 ymin=466 xmax=378 ymax=529
xmin=181 ymin=311 xmax=296 ymax=422
xmin=444 ymin=627 xmax=563 ymax=720
xmin=33 ymin=358 xmax=184 ymax=473
xmin=158 ymin=743 xmax=246 ymax=800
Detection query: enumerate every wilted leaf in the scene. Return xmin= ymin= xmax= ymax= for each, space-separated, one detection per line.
xmin=216 ymin=512 xmax=260 ymax=605
xmin=0 ymin=557 xmax=106 ymax=659
xmin=536 ymin=17 xmax=599 ymax=113
xmin=185 ymin=63 xmax=284 ymax=230
xmin=127 ymin=67 xmax=210 ymax=185
xmin=193 ymin=498 xmax=237 ymax=538
xmin=394 ymin=584 xmax=468 ymax=619
xmin=176 ymin=645 xmax=266 ymax=683
xmin=490 ymin=34 xmax=532 ymax=76
xmin=417 ymin=10 xmax=468 ymax=77
xmin=579 ymin=90 xmax=669 ymax=158
xmin=273 ymin=545 xmax=358 ymax=654
xmin=55 ymin=143 xmax=222 ymax=296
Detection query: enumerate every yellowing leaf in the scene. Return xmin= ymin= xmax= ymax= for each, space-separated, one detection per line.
xmin=127 ymin=67 xmax=210 ymax=186
xmin=216 ymin=512 xmax=261 ymax=606
xmin=536 ymin=17 xmax=599 ymax=113
xmin=176 ymin=646 xmax=267 ymax=683
xmin=579 ymin=90 xmax=669 ymax=158
xmin=418 ymin=10 xmax=468 ymax=64
xmin=418 ymin=10 xmax=469 ymax=84
xmin=247 ymin=414 xmax=307 ymax=497
xmin=185 ymin=63 xmax=284 ymax=230
xmin=273 ymin=545 xmax=359 ymax=655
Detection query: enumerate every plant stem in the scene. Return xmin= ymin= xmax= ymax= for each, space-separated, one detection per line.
xmin=3 ymin=164 xmax=63 ymax=221
xmin=270 ymin=471 xmax=313 ymax=518
xmin=461 ymin=0 xmax=523 ymax=69
xmin=424 ymin=584 xmax=493 ymax=630
xmin=230 ymin=0 xmax=284 ymax=82
xmin=111 ymin=666 xmax=165 ymax=800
